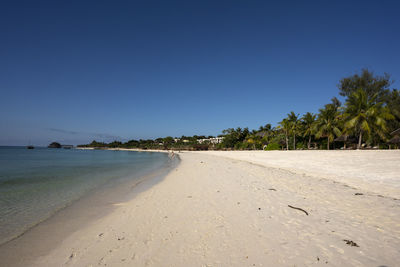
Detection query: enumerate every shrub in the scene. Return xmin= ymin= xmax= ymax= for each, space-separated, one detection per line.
xmin=264 ymin=142 xmax=281 ymax=150
xmin=296 ymin=142 xmax=306 ymax=150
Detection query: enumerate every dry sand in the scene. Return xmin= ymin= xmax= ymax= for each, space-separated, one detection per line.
xmin=198 ymin=150 xmax=400 ymax=199
xmin=6 ymin=150 xmax=400 ymax=266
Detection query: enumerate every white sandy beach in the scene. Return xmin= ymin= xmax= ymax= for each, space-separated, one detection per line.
xmin=4 ymin=150 xmax=400 ymax=266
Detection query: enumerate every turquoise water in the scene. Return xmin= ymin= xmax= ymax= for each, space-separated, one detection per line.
xmin=0 ymin=147 xmax=171 ymax=245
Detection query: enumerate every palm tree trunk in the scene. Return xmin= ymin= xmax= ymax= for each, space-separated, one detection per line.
xmin=308 ymin=135 xmax=311 ymax=149
xmin=285 ymin=131 xmax=289 ymax=151
xmin=358 ymin=131 xmax=363 ymax=150
xmin=293 ymin=133 xmax=296 ymax=150
xmin=327 ymin=137 xmax=330 ymax=150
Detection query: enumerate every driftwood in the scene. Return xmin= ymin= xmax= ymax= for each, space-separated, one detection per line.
xmin=288 ymin=205 xmax=309 ymax=216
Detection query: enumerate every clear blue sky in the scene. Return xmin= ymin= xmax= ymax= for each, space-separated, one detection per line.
xmin=1 ymin=0 xmax=399 ymax=146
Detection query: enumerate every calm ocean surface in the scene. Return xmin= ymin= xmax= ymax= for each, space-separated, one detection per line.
xmin=0 ymin=147 xmax=171 ymax=245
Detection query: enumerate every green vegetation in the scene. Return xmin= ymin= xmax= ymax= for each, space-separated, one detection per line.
xmin=78 ymin=69 xmax=400 ymax=150
xmin=314 ymin=99 xmax=342 ymax=150
xmin=343 ymin=88 xmax=394 ymax=149
xmin=264 ymin=142 xmax=281 ymax=151
xmin=301 ymin=112 xmax=316 ymax=149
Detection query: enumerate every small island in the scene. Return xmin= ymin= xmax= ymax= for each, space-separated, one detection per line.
xmin=48 ymin=142 xmax=61 ymax=148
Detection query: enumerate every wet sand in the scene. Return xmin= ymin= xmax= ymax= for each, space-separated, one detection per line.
xmin=0 ymin=157 xmax=177 ymax=267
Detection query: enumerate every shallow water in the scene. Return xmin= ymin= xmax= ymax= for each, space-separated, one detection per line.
xmin=0 ymin=147 xmax=170 ymax=245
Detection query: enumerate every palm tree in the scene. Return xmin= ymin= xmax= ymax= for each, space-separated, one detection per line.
xmin=301 ymin=112 xmax=316 ymax=149
xmin=255 ymin=124 xmax=273 ymax=149
xmin=343 ymin=88 xmax=394 ymax=149
xmin=287 ymin=111 xmax=299 ymax=150
xmin=385 ymin=89 xmax=400 ymax=132
xmin=259 ymin=123 xmax=272 ymax=132
xmin=314 ymin=104 xmax=342 ymax=150
xmin=278 ymin=118 xmax=290 ymax=150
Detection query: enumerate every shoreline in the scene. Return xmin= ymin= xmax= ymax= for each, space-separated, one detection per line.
xmin=76 ymin=147 xmax=170 ymax=153
xmin=2 ymin=150 xmax=400 ymax=266
xmin=0 ymin=150 xmax=179 ymax=267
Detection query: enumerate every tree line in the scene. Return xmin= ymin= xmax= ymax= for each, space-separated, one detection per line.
xmin=79 ymin=69 xmax=400 ymax=150
xmin=78 ymin=135 xmax=217 ymax=150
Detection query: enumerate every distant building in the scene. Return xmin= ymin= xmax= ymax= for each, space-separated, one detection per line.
xmin=173 ymin=138 xmax=190 ymax=143
xmin=255 ymin=131 xmax=268 ymax=138
xmin=197 ymin=137 xmax=224 ymax=144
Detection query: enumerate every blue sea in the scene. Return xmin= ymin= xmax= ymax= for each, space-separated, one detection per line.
xmin=0 ymin=146 xmax=173 ymax=245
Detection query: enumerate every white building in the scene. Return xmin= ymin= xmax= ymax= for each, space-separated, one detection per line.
xmin=174 ymin=138 xmax=190 ymax=143
xmin=197 ymin=137 xmax=224 ymax=144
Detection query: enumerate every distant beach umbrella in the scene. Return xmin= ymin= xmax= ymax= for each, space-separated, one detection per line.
xmin=389 ymin=128 xmax=400 ymax=145
xmin=388 ymin=135 xmax=400 ymax=144
xmin=390 ymin=128 xmax=400 ymax=136
xmin=334 ymin=135 xmax=348 ymax=142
